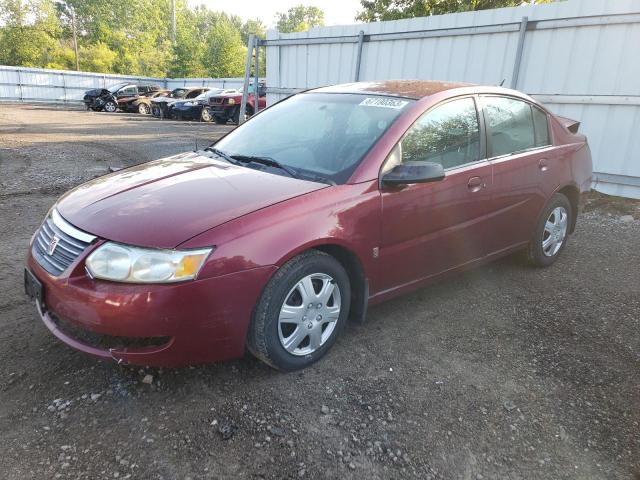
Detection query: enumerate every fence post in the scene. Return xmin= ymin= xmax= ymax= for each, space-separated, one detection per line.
xmin=61 ymin=71 xmax=67 ymax=103
xmin=354 ymin=31 xmax=365 ymax=82
xmin=16 ymin=68 xmax=23 ymax=102
xmin=254 ymin=37 xmax=260 ymax=114
xmin=510 ymin=16 xmax=528 ymax=89
xmin=240 ymin=34 xmax=255 ymax=125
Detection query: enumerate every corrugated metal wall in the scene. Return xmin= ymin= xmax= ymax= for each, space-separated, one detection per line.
xmin=265 ymin=0 xmax=640 ymax=199
xmin=0 ymin=66 xmax=243 ymax=104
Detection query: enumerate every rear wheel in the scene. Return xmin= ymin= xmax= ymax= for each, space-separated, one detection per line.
xmin=103 ymin=100 xmax=117 ymax=113
xmin=247 ymin=251 xmax=350 ymax=371
xmin=526 ymin=193 xmax=572 ymax=267
xmin=137 ymin=103 xmax=149 ymax=114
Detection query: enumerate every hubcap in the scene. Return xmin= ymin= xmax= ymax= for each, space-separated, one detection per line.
xmin=278 ymin=273 xmax=341 ymax=356
xmin=542 ymin=206 xmax=568 ymax=257
xmin=105 ymin=103 xmax=116 ymax=112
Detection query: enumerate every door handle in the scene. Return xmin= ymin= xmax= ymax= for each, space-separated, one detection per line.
xmin=467 ymin=176 xmax=485 ymax=193
xmin=538 ymin=159 xmax=549 ymax=172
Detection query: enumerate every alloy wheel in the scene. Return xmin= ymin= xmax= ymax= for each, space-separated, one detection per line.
xmin=104 ymin=102 xmax=117 ymax=113
xmin=542 ymin=206 xmax=568 ymax=257
xmin=278 ymin=273 xmax=341 ymax=356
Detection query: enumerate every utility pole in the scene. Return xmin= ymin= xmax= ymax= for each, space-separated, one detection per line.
xmin=171 ymin=0 xmax=176 ymax=44
xmin=71 ymin=8 xmax=79 ymax=71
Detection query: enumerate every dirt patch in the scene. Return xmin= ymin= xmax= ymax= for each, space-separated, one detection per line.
xmin=0 ymin=104 xmax=638 ymax=480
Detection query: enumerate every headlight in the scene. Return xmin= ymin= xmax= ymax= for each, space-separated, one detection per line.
xmin=227 ymin=98 xmax=236 ymax=105
xmin=86 ymin=242 xmax=212 ymax=283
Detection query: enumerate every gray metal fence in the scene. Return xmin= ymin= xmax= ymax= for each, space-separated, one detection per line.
xmin=263 ymin=0 xmax=640 ymax=199
xmin=0 ymin=66 xmax=243 ymax=104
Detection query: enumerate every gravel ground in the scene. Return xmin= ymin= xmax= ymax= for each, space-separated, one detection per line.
xmin=0 ymin=103 xmax=638 ymax=480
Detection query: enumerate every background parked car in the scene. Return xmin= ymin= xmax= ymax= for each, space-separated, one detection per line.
xmin=206 ymin=82 xmax=266 ymax=124
xmin=118 ymin=89 xmax=170 ymax=114
xmin=169 ymin=89 xmax=240 ymax=121
xmin=151 ymin=88 xmax=209 ymax=118
xmin=83 ymin=83 xmax=161 ymax=112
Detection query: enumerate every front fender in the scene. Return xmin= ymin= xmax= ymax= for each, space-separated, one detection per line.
xmin=179 ymin=181 xmax=382 ymax=291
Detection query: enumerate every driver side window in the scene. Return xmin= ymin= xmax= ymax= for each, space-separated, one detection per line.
xmin=400 ymin=97 xmax=481 ymax=169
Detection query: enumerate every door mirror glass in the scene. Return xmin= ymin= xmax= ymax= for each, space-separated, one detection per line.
xmin=382 ymin=161 xmax=445 ymax=186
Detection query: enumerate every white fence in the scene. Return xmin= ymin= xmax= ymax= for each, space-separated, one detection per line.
xmin=0 ymin=66 xmax=243 ymax=104
xmin=264 ymin=0 xmax=640 ymax=199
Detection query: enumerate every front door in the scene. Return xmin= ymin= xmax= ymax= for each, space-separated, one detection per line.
xmin=378 ymin=96 xmax=493 ymax=293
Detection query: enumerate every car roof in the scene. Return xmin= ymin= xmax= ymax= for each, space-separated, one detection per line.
xmin=309 ymin=80 xmax=474 ymax=99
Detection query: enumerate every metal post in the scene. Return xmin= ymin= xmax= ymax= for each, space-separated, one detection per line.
xmin=62 ymin=71 xmax=67 ymax=103
xmin=239 ymin=34 xmax=255 ymax=125
xmin=71 ymin=9 xmax=80 ymax=71
xmin=254 ymin=36 xmax=260 ymax=114
xmin=510 ymin=16 xmax=528 ymax=89
xmin=16 ymin=67 xmax=24 ymax=102
xmin=171 ymin=0 xmax=176 ymax=44
xmin=354 ymin=31 xmax=365 ymax=82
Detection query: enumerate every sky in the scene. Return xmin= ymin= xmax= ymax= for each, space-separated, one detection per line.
xmin=188 ymin=0 xmax=363 ymax=28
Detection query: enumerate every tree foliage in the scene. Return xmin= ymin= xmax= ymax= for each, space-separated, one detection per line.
xmin=357 ymin=0 xmax=557 ymax=22
xmin=0 ymin=0 xmax=268 ymax=77
xmin=275 ymin=4 xmax=325 ymax=33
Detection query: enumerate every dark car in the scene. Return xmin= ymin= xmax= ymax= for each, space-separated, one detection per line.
xmin=83 ymin=83 xmax=161 ymax=112
xmin=151 ymin=88 xmax=209 ymax=118
xmin=118 ymin=89 xmax=170 ymax=114
xmin=169 ymin=89 xmax=240 ymax=121
xmin=25 ymin=80 xmax=592 ymax=371
xmin=206 ymin=82 xmax=266 ymax=124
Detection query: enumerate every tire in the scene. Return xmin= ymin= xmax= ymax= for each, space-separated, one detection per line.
xmin=232 ymin=106 xmax=251 ymax=125
xmin=247 ymin=250 xmax=351 ymax=371
xmin=200 ymin=108 xmax=213 ymax=122
xmin=138 ymin=103 xmax=149 ymax=114
xmin=526 ymin=193 xmax=572 ymax=267
xmin=214 ymin=116 xmax=227 ymax=125
xmin=103 ymin=100 xmax=117 ymax=113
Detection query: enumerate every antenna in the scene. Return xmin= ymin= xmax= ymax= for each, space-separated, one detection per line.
xmin=499 ymin=79 xmax=506 ymax=87
xmin=195 ymin=135 xmax=198 ymax=152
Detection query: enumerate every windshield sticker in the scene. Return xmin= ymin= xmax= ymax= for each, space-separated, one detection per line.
xmin=359 ymin=97 xmax=409 ymax=109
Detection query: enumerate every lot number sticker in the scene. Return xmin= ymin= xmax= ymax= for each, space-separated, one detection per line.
xmin=360 ymin=97 xmax=409 ymax=109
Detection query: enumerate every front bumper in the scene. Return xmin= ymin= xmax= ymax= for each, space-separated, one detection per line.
xmin=27 ymin=249 xmax=276 ymax=367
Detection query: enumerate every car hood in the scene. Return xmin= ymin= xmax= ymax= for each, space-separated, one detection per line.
xmin=84 ymin=89 xmax=108 ymax=97
xmin=56 ymin=152 xmax=326 ymax=249
xmin=152 ymin=98 xmax=177 ymax=104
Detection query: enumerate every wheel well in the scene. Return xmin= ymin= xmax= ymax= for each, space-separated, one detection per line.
xmin=313 ymin=245 xmax=368 ymax=323
xmin=558 ymin=185 xmax=580 ymax=233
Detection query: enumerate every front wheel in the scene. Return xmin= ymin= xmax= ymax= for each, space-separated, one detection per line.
xmin=200 ymin=107 xmax=213 ymax=122
xmin=103 ymin=100 xmax=117 ymax=113
xmin=247 ymin=251 xmax=351 ymax=371
xmin=526 ymin=193 xmax=572 ymax=267
xmin=138 ymin=103 xmax=149 ymax=114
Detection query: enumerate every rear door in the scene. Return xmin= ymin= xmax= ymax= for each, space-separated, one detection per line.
xmin=480 ymin=96 xmax=555 ymax=255
xmin=378 ymin=96 xmax=494 ymax=292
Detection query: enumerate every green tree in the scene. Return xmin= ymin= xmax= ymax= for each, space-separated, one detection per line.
xmin=0 ymin=0 xmax=61 ymax=67
xmin=204 ymin=14 xmax=247 ymax=78
xmin=357 ymin=0 xmax=557 ymax=22
xmin=275 ymin=4 xmax=324 ymax=33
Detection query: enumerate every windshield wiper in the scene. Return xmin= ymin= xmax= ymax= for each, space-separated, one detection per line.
xmin=205 ymin=147 xmax=240 ymax=165
xmin=230 ymin=154 xmax=299 ymax=179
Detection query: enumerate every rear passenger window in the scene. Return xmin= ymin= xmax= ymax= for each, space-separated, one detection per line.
xmin=400 ymin=97 xmax=481 ymax=169
xmin=483 ymin=97 xmax=536 ymax=157
xmin=532 ymin=106 xmax=550 ymax=147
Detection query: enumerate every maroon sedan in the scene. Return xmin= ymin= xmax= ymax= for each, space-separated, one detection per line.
xmin=25 ymin=80 xmax=592 ymax=371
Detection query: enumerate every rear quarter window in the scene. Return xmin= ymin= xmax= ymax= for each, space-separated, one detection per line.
xmin=532 ymin=106 xmax=551 ymax=147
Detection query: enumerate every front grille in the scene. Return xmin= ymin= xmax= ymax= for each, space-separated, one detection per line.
xmin=32 ymin=211 xmax=95 ymax=276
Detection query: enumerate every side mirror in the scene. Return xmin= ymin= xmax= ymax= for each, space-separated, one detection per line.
xmin=382 ymin=161 xmax=445 ymax=187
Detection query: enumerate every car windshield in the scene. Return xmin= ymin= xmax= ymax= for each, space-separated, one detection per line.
xmin=170 ymin=89 xmax=187 ymax=98
xmin=107 ymin=83 xmax=128 ymax=93
xmin=214 ymin=93 xmax=414 ymax=184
